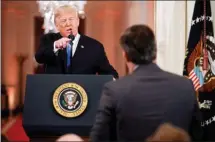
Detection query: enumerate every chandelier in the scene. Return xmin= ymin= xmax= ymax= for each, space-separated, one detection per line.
xmin=37 ymin=1 xmax=87 ymax=34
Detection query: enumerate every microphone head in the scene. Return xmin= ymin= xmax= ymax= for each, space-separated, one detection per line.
xmin=68 ymin=34 xmax=75 ymax=41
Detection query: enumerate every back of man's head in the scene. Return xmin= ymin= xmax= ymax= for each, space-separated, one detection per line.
xmin=120 ymin=24 xmax=157 ymax=65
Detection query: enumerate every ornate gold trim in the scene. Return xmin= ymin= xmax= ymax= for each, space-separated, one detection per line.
xmin=53 ymin=82 xmax=88 ymax=118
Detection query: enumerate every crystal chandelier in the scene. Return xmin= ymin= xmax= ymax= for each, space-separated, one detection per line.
xmin=37 ymin=1 xmax=87 ymax=34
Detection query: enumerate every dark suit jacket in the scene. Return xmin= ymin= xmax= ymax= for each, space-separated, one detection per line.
xmin=90 ymin=63 xmax=203 ymax=141
xmin=35 ymin=33 xmax=118 ymax=78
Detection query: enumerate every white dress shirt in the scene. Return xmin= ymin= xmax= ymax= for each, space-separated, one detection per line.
xmin=133 ymin=64 xmax=139 ymax=72
xmin=53 ymin=33 xmax=81 ymax=57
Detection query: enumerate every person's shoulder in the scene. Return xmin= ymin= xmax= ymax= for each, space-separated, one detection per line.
xmin=166 ymin=71 xmax=191 ymax=82
xmin=81 ymin=34 xmax=103 ymax=46
xmin=162 ymin=70 xmax=190 ymax=82
xmin=162 ymin=71 xmax=194 ymax=91
xmin=103 ymin=75 xmax=133 ymax=94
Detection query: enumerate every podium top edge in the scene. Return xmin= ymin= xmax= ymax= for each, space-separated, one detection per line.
xmin=26 ymin=74 xmax=114 ymax=77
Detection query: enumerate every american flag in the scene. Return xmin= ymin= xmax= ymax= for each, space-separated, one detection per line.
xmin=189 ymin=69 xmax=202 ymax=91
xmin=183 ymin=0 xmax=215 ymax=140
xmin=183 ymin=0 xmax=215 ymax=92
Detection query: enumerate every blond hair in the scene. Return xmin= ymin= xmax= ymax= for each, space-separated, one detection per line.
xmin=54 ymin=5 xmax=79 ymax=23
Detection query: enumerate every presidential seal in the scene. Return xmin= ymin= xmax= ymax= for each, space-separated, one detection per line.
xmin=53 ymin=83 xmax=88 ymax=118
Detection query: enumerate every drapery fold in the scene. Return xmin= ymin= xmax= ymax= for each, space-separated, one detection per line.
xmin=155 ymin=1 xmax=186 ymax=75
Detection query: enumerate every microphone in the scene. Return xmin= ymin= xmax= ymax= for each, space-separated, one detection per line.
xmin=68 ymin=34 xmax=75 ymax=42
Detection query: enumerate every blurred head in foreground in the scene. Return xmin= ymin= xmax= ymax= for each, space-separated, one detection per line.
xmin=56 ymin=133 xmax=83 ymax=142
xmin=146 ymin=123 xmax=191 ymax=142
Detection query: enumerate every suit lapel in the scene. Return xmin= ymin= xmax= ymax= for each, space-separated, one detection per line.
xmin=72 ymin=34 xmax=84 ymax=59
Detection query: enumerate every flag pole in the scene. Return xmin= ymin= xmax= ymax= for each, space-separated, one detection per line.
xmin=203 ymin=0 xmax=208 ymax=71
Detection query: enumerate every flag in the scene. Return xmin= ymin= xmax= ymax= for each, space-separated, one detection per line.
xmin=183 ymin=0 xmax=215 ymax=140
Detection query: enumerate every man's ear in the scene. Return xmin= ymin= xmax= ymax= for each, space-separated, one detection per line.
xmin=54 ymin=18 xmax=60 ymax=30
xmin=76 ymin=17 xmax=80 ymax=27
xmin=55 ymin=21 xmax=59 ymax=28
xmin=122 ymin=50 xmax=131 ymax=62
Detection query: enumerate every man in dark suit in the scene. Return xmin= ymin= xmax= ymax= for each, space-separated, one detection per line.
xmin=90 ymin=25 xmax=203 ymax=141
xmin=35 ymin=5 xmax=118 ymax=78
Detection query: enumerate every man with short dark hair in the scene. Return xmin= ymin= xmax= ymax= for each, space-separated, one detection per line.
xmin=90 ymin=24 xmax=202 ymax=141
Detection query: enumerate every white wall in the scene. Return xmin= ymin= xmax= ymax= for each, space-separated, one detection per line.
xmin=155 ymin=1 xmax=186 ymax=75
